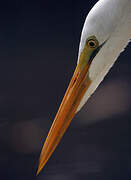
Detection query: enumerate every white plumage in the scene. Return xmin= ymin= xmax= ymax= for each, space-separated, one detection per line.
xmin=77 ymin=0 xmax=131 ymax=111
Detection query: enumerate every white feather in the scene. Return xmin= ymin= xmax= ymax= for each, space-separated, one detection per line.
xmin=77 ymin=0 xmax=131 ymax=112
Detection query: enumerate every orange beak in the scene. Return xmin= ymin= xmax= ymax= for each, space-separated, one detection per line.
xmin=37 ymin=62 xmax=92 ymax=175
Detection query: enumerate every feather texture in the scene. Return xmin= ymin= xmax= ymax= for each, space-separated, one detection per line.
xmin=77 ymin=0 xmax=131 ymax=112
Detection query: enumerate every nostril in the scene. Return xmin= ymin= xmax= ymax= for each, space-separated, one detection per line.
xmin=72 ymin=73 xmax=79 ymax=86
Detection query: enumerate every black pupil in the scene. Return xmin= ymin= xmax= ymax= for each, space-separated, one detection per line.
xmin=89 ymin=41 xmax=95 ymax=47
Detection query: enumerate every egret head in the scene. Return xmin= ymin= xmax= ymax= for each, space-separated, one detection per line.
xmin=37 ymin=0 xmax=131 ymax=175
xmin=79 ymin=0 xmax=121 ymax=55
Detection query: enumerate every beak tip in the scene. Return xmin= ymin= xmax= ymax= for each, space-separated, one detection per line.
xmin=36 ymin=159 xmax=43 ymax=176
xmin=36 ymin=165 xmax=42 ymax=176
xmin=36 ymin=155 xmax=47 ymax=176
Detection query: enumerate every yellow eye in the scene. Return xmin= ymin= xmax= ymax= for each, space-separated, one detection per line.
xmin=88 ymin=39 xmax=97 ymax=48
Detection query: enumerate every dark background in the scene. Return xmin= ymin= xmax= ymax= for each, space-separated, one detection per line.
xmin=0 ymin=0 xmax=130 ymax=179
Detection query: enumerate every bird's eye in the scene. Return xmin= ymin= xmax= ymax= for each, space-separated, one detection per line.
xmin=88 ymin=39 xmax=97 ymax=48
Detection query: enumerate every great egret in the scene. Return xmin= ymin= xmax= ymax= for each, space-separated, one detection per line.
xmin=37 ymin=0 xmax=131 ymax=175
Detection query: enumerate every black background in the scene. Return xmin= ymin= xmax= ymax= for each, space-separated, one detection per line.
xmin=0 ymin=0 xmax=130 ymax=179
